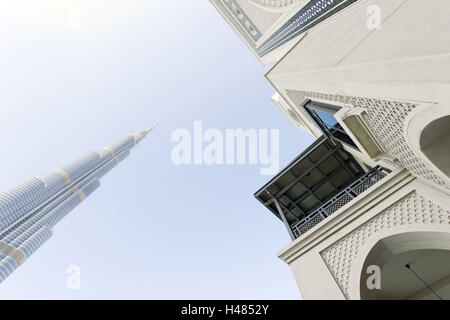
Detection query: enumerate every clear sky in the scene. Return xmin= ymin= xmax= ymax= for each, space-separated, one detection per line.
xmin=0 ymin=1 xmax=314 ymax=299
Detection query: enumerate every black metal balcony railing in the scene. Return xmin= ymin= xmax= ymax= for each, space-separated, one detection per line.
xmin=291 ymin=166 xmax=389 ymax=238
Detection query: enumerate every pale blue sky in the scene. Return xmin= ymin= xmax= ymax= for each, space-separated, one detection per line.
xmin=0 ymin=1 xmax=314 ymax=299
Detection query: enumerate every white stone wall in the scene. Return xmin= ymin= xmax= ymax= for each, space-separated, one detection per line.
xmin=209 ymin=0 xmax=314 ymax=64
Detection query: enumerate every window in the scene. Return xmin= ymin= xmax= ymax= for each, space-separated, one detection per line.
xmin=304 ymin=101 xmax=359 ymax=150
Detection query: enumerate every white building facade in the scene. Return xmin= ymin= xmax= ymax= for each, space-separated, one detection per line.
xmin=211 ymin=0 xmax=450 ymax=300
xmin=0 ymin=125 xmax=157 ymax=284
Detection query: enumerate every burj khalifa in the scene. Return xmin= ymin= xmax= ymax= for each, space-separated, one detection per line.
xmin=0 ymin=124 xmax=157 ymax=284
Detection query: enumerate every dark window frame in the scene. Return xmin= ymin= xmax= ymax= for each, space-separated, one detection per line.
xmin=302 ymin=100 xmax=360 ymax=151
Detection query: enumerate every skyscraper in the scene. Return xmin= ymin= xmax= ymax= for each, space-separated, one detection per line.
xmin=0 ymin=124 xmax=157 ymax=284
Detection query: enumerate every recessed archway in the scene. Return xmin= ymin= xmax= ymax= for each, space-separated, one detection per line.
xmin=420 ymin=115 xmax=450 ymax=178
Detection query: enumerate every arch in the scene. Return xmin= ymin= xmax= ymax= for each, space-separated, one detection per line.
xmin=405 ymin=103 xmax=450 ymax=186
xmin=248 ymin=0 xmax=299 ymax=11
xmin=348 ymin=226 xmax=450 ymax=300
xmin=420 ymin=116 xmax=450 ymax=178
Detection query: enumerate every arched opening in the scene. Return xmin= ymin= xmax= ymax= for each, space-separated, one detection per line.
xmin=359 ymin=232 xmax=450 ymax=300
xmin=420 ymin=115 xmax=450 ymax=178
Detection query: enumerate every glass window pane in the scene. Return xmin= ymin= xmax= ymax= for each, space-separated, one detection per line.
xmin=313 ymin=109 xmax=338 ymax=128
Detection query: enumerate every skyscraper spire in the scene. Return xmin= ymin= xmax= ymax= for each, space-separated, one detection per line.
xmin=0 ymin=125 xmax=157 ymax=284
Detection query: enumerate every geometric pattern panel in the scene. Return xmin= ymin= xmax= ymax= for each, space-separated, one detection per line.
xmin=293 ymin=212 xmax=325 ymax=238
xmin=320 ymin=193 xmax=450 ymax=299
xmin=286 ymin=90 xmax=450 ymax=191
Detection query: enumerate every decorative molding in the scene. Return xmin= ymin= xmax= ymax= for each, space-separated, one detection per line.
xmin=212 ymin=0 xmax=358 ymax=56
xmin=219 ymin=0 xmax=263 ymax=42
xmin=278 ymin=169 xmax=414 ymax=264
xmin=257 ymin=0 xmax=358 ymax=56
xmin=321 ymin=192 xmax=450 ymax=298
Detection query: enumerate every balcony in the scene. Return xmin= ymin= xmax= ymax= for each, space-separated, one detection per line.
xmin=255 ymin=136 xmax=390 ymax=240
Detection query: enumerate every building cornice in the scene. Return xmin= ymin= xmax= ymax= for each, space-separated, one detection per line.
xmin=278 ymin=169 xmax=415 ymax=264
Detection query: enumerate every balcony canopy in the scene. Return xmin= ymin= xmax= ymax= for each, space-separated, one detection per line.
xmin=255 ymin=136 xmax=366 ymax=235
